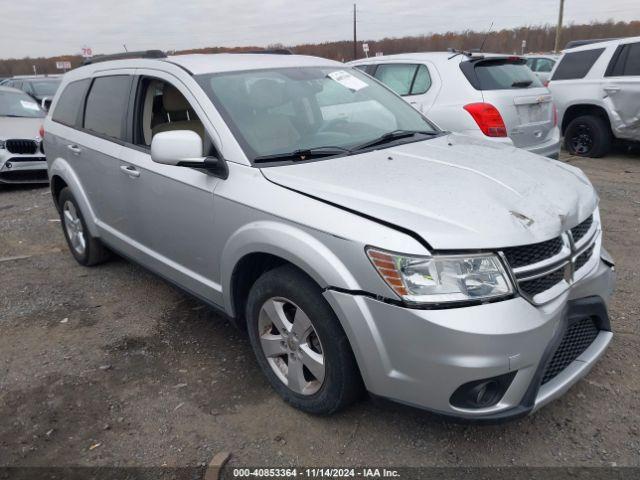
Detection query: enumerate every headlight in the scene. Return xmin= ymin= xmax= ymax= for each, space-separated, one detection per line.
xmin=0 ymin=140 xmax=5 ymax=149
xmin=367 ymin=248 xmax=513 ymax=304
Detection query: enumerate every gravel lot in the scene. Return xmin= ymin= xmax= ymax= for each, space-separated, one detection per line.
xmin=0 ymin=150 xmax=638 ymax=470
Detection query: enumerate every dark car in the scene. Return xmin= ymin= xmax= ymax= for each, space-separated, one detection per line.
xmin=4 ymin=76 xmax=61 ymax=110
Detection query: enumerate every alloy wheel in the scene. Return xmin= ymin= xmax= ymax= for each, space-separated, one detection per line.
xmin=570 ymin=123 xmax=594 ymax=155
xmin=257 ymin=297 xmax=325 ymax=395
xmin=63 ymin=200 xmax=86 ymax=256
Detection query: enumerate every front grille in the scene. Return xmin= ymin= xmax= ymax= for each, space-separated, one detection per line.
xmin=541 ymin=318 xmax=599 ymax=384
xmin=575 ymin=244 xmax=595 ymax=271
xmin=6 ymin=139 xmax=38 ymax=155
xmin=502 ymin=237 xmax=563 ymax=269
xmin=571 ymin=215 xmax=593 ymax=243
xmin=519 ymin=268 xmax=565 ymax=297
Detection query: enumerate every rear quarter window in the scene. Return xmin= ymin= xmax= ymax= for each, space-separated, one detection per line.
xmin=83 ymin=76 xmax=132 ymax=140
xmin=551 ymin=48 xmax=605 ymax=80
xmin=51 ymin=79 xmax=91 ymax=127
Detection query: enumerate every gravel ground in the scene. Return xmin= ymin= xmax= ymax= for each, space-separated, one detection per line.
xmin=0 ymin=150 xmax=638 ymax=470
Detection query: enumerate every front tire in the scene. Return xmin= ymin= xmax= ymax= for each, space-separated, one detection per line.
xmin=58 ymin=187 xmax=110 ymax=266
xmin=564 ymin=115 xmax=612 ymax=157
xmin=246 ymin=265 xmax=363 ymax=414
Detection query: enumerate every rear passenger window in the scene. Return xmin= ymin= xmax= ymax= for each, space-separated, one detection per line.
xmin=551 ymin=48 xmax=605 ymax=80
xmin=84 ymin=76 xmax=132 ymax=140
xmin=624 ymin=43 xmax=640 ymax=76
xmin=52 ymin=79 xmax=91 ymax=127
xmin=374 ymin=64 xmax=432 ymax=96
xmin=608 ymin=42 xmax=640 ymax=77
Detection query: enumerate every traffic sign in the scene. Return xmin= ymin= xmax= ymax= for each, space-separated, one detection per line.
xmin=81 ymin=46 xmax=93 ymax=58
xmin=56 ymin=61 xmax=72 ymax=70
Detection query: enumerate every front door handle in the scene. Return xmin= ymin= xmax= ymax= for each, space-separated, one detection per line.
xmin=120 ymin=165 xmax=140 ymax=178
xmin=67 ymin=144 xmax=82 ymax=155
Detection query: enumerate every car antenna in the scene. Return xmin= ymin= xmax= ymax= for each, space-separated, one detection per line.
xmin=479 ymin=21 xmax=494 ymax=52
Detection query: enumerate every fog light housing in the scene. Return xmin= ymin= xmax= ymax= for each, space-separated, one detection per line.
xmin=450 ymin=372 xmax=516 ymax=409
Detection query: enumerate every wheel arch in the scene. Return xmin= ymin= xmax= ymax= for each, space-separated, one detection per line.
xmin=561 ymin=103 xmax=611 ymax=135
xmin=221 ymin=221 xmax=362 ymax=323
xmin=48 ymin=157 xmax=100 ymax=237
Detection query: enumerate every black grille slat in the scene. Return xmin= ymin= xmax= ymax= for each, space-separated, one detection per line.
xmin=520 ymin=268 xmax=565 ymax=297
xmin=575 ymin=244 xmax=595 ymax=271
xmin=6 ymin=139 xmax=38 ymax=155
xmin=571 ymin=215 xmax=593 ymax=243
xmin=541 ymin=318 xmax=599 ymax=384
xmin=502 ymin=237 xmax=563 ymax=269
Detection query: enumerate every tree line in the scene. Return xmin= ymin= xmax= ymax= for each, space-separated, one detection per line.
xmin=1 ymin=20 xmax=638 ymax=76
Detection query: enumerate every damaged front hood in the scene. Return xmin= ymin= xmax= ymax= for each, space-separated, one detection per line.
xmin=261 ymin=134 xmax=598 ymax=250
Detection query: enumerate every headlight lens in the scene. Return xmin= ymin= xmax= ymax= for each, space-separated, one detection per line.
xmin=367 ymin=248 xmax=513 ymax=304
xmin=0 ymin=140 xmax=5 ymax=149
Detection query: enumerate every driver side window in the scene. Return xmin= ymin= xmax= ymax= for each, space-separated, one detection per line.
xmin=134 ymin=77 xmax=213 ymax=155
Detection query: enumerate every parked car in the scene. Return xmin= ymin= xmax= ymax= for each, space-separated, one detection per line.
xmin=549 ymin=36 xmax=640 ymax=157
xmin=349 ymin=52 xmax=560 ymax=159
xmin=525 ymin=54 xmax=560 ymax=85
xmin=4 ymin=76 xmax=61 ymax=110
xmin=44 ymin=51 xmax=614 ymax=421
xmin=0 ymin=86 xmax=47 ymax=184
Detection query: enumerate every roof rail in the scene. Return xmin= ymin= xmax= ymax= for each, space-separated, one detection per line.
xmin=83 ymin=50 xmax=167 ymax=65
xmin=239 ymin=49 xmax=294 ymax=55
xmin=564 ymin=38 xmax=619 ymax=49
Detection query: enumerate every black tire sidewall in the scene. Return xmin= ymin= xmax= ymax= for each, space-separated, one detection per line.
xmin=246 ymin=266 xmax=361 ymax=414
xmin=565 ymin=115 xmax=611 ymax=157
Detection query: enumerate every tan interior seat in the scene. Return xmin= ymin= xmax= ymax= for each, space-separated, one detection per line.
xmin=151 ymin=85 xmax=205 ymax=141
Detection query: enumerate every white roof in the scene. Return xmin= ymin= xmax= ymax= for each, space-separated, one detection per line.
xmin=349 ymin=51 xmax=522 ymax=66
xmin=166 ymin=53 xmax=342 ymax=74
xmin=564 ymin=36 xmax=640 ymax=52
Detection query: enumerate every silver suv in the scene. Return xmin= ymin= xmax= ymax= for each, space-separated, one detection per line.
xmin=44 ymin=51 xmax=615 ymax=420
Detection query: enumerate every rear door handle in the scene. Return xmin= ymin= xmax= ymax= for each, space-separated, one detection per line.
xmin=120 ymin=165 xmax=140 ymax=178
xmin=67 ymin=144 xmax=82 ymax=155
xmin=604 ymin=85 xmax=621 ymax=93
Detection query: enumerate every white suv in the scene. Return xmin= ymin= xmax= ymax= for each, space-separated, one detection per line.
xmin=549 ymin=36 xmax=640 ymax=157
xmin=350 ymin=52 xmax=560 ymax=159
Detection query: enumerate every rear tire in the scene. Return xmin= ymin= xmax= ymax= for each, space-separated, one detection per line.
xmin=58 ymin=187 xmax=110 ymax=266
xmin=564 ymin=115 xmax=612 ymax=158
xmin=246 ymin=265 xmax=363 ymax=414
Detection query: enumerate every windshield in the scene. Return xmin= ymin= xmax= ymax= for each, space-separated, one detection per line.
xmin=196 ymin=66 xmax=439 ymax=162
xmin=30 ymin=80 xmax=61 ymax=97
xmin=0 ymin=91 xmax=45 ymax=118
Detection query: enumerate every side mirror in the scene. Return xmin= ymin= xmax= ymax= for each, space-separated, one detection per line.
xmin=41 ymin=97 xmax=52 ymax=111
xmin=150 ymin=130 xmax=228 ymax=179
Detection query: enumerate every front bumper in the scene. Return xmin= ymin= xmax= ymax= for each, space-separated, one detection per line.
xmin=323 ymin=252 xmax=615 ymax=421
xmin=0 ymin=153 xmax=48 ymax=184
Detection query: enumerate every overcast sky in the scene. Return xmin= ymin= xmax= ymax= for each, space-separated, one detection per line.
xmin=2 ymin=0 xmax=639 ymax=59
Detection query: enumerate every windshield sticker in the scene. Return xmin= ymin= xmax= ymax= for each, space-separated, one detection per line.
xmin=20 ymin=100 xmax=40 ymax=111
xmin=327 ymin=70 xmax=368 ymax=91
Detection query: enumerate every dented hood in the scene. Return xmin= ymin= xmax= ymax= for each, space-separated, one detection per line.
xmin=261 ymin=134 xmax=598 ymax=250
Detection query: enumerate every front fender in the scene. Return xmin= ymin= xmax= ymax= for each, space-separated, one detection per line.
xmin=49 ymin=156 xmax=100 ymax=238
xmin=220 ymin=220 xmax=361 ymax=316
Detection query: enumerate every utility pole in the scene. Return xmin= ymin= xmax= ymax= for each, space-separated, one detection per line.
xmin=554 ymin=0 xmax=565 ymax=52
xmin=353 ymin=3 xmax=357 ymax=61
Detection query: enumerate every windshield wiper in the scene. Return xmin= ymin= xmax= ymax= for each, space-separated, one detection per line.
xmin=511 ymin=80 xmax=533 ymax=88
xmin=351 ymin=129 xmax=437 ymax=152
xmin=253 ymin=146 xmax=351 ymax=163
